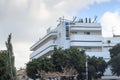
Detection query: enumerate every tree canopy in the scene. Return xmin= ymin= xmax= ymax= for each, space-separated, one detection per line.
xmin=26 ymin=47 xmax=86 ymax=79
xmin=88 ymin=56 xmax=107 ymax=80
xmin=26 ymin=59 xmax=39 ymax=80
xmin=109 ymin=43 xmax=120 ymax=76
xmin=109 ymin=43 xmax=120 ymax=58
xmin=26 ymin=47 xmax=107 ymax=80
xmin=0 ymin=50 xmax=8 ymax=78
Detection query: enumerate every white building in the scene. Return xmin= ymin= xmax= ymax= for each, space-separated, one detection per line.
xmin=30 ymin=18 xmax=120 ymax=80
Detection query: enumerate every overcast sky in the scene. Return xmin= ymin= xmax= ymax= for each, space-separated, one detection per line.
xmin=0 ymin=0 xmax=120 ymax=69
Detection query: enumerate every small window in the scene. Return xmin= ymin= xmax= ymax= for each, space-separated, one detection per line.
xmin=53 ymin=37 xmax=56 ymax=43
xmin=72 ymin=32 xmax=77 ymax=34
xmin=107 ymin=40 xmax=111 ymax=44
xmin=84 ymin=48 xmax=91 ymax=52
xmin=66 ymin=26 xmax=70 ymax=37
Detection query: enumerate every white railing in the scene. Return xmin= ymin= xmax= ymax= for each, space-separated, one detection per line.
xmin=30 ymin=32 xmax=57 ymax=50
xmin=70 ymin=27 xmax=101 ymax=31
xmin=70 ymin=35 xmax=102 ymax=41
xmin=86 ymin=51 xmax=110 ymax=59
xmin=70 ymin=41 xmax=102 ymax=47
xmin=30 ymin=46 xmax=55 ymax=60
xmin=70 ymin=23 xmax=101 ymax=27
xmin=30 ymin=40 xmax=56 ymax=59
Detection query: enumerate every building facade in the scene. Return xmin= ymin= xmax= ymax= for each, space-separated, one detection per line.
xmin=30 ymin=18 xmax=120 ymax=80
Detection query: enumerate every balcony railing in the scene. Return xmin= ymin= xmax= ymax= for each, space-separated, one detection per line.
xmin=70 ymin=41 xmax=102 ymax=47
xmin=30 ymin=40 xmax=57 ymax=59
xmin=30 ymin=32 xmax=57 ymax=50
xmin=70 ymin=35 xmax=102 ymax=41
xmin=86 ymin=51 xmax=110 ymax=59
xmin=70 ymin=23 xmax=101 ymax=27
xmin=70 ymin=27 xmax=101 ymax=31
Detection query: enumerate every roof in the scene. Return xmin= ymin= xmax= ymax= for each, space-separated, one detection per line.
xmin=17 ymin=69 xmax=26 ymax=75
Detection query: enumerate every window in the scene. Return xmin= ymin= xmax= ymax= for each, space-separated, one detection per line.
xmin=53 ymin=37 xmax=56 ymax=43
xmin=107 ymin=40 xmax=111 ymax=44
xmin=84 ymin=32 xmax=90 ymax=35
xmin=71 ymin=32 xmax=77 ymax=34
xmin=66 ymin=26 xmax=70 ymax=37
xmin=84 ymin=47 xmax=91 ymax=52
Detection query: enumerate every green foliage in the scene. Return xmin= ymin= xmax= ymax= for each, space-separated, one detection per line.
xmin=109 ymin=43 xmax=120 ymax=76
xmin=0 ymin=50 xmax=11 ymax=80
xmin=109 ymin=43 xmax=120 ymax=58
xmin=52 ymin=48 xmax=67 ymax=72
xmin=109 ymin=54 xmax=120 ymax=76
xmin=65 ymin=47 xmax=86 ymax=79
xmin=26 ymin=59 xmax=39 ymax=79
xmin=26 ymin=47 xmax=86 ymax=79
xmin=88 ymin=56 xmax=107 ymax=80
xmin=0 ymin=34 xmax=17 ymax=80
xmin=26 ymin=47 xmax=107 ymax=80
xmin=26 ymin=57 xmax=54 ymax=79
xmin=52 ymin=47 xmax=86 ymax=76
xmin=0 ymin=50 xmax=8 ymax=78
xmin=38 ymin=57 xmax=54 ymax=72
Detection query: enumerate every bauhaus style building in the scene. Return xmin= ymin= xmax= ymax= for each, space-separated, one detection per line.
xmin=30 ymin=18 xmax=120 ymax=80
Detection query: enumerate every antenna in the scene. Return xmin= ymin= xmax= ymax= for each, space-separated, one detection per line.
xmin=92 ymin=16 xmax=97 ymax=23
xmin=89 ymin=18 xmax=91 ymax=23
xmin=57 ymin=17 xmax=62 ymax=23
xmin=72 ymin=16 xmax=77 ymax=22
xmin=57 ymin=16 xmax=72 ymax=23
xmin=62 ymin=16 xmax=64 ymax=22
xmin=85 ymin=18 xmax=87 ymax=23
xmin=81 ymin=19 xmax=83 ymax=23
xmin=112 ymin=26 xmax=115 ymax=37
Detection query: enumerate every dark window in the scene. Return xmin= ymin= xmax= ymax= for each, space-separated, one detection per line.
xmin=66 ymin=26 xmax=69 ymax=37
xmin=84 ymin=32 xmax=90 ymax=35
xmin=107 ymin=40 xmax=111 ymax=43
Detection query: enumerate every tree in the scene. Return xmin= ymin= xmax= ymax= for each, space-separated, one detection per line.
xmin=49 ymin=47 xmax=86 ymax=79
xmin=6 ymin=34 xmax=16 ymax=80
xmin=37 ymin=57 xmax=54 ymax=72
xmin=109 ymin=54 xmax=120 ymax=76
xmin=109 ymin=43 xmax=120 ymax=58
xmin=26 ymin=57 xmax=54 ymax=80
xmin=0 ymin=50 xmax=12 ymax=80
xmin=109 ymin=43 xmax=120 ymax=76
xmin=52 ymin=48 xmax=66 ymax=72
xmin=26 ymin=47 xmax=107 ymax=80
xmin=0 ymin=34 xmax=16 ymax=80
xmin=26 ymin=47 xmax=86 ymax=79
xmin=88 ymin=56 xmax=107 ymax=80
xmin=26 ymin=59 xmax=39 ymax=80
xmin=64 ymin=47 xmax=86 ymax=79
xmin=0 ymin=50 xmax=8 ymax=78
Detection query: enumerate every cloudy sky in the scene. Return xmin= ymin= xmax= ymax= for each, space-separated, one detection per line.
xmin=0 ymin=0 xmax=120 ymax=69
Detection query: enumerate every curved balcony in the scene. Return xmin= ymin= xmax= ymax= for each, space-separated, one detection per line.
xmin=30 ymin=32 xmax=57 ymax=51
xmin=30 ymin=40 xmax=57 ymax=60
xmin=30 ymin=46 xmax=55 ymax=60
